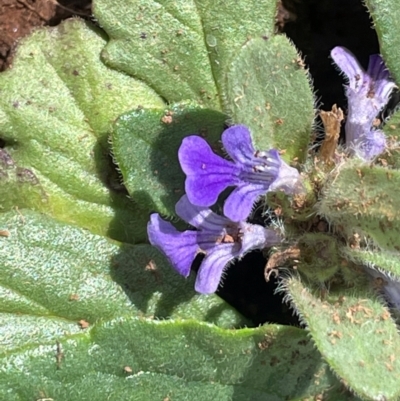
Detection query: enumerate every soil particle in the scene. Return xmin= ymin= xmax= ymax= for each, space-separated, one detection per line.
xmin=0 ymin=0 xmax=91 ymax=71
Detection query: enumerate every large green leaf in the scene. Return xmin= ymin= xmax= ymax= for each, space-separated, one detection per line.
xmin=0 ymin=19 xmax=165 ymax=243
xmin=93 ymin=0 xmax=278 ymax=109
xmin=366 ymin=0 xmax=400 ymax=84
xmin=2 ymin=316 xmax=347 ymax=401
xmin=112 ymin=103 xmax=226 ymax=215
xmin=0 ymin=209 xmax=249 ymax=340
xmin=287 ymin=275 xmax=400 ymax=401
xmin=225 ymin=36 xmax=314 ymax=161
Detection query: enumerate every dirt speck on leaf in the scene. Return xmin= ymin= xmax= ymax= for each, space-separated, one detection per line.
xmin=0 ymin=229 xmax=10 ymax=237
xmin=123 ymin=366 xmax=133 ymax=374
xmin=78 ymin=319 xmax=90 ymax=329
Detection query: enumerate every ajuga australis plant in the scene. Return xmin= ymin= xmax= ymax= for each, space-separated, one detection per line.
xmin=146 ymin=13 xmax=400 ymax=401
xmin=3 ymin=0 xmax=400 ymax=400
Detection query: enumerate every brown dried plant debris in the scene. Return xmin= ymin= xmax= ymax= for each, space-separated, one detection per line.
xmin=265 ymin=245 xmax=301 ymax=281
xmin=275 ymin=0 xmax=297 ymax=32
xmin=319 ymin=104 xmax=344 ymax=164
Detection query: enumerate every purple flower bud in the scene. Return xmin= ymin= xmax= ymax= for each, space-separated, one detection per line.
xmin=147 ymin=195 xmax=281 ymax=294
xmin=178 ymin=125 xmax=301 ymax=222
xmin=331 ymin=46 xmax=396 ymax=160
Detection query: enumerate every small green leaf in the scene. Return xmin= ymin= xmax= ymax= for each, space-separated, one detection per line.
xmin=0 ymin=209 xmax=249 ymax=340
xmin=318 ymin=162 xmax=400 ymax=251
xmin=345 ymin=248 xmax=400 ymax=279
xmin=0 ymin=19 xmax=165 ymax=243
xmin=225 ymin=36 xmax=314 ymax=162
xmin=365 ymin=0 xmax=400 ymax=84
xmin=1 ymin=316 xmax=345 ymax=401
xmin=286 ymin=275 xmax=400 ymax=401
xmin=93 ymin=0 xmax=278 ymax=110
xmin=112 ymin=103 xmax=226 ymax=215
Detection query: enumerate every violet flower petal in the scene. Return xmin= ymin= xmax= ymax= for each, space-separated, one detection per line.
xmin=195 ymin=245 xmax=236 ymax=293
xmin=178 ymin=135 xmax=239 ymax=206
xmin=269 ymin=155 xmax=304 ymax=193
xmin=223 ymin=184 xmax=265 ymax=223
xmin=330 ymin=46 xmax=364 ymax=90
xmin=221 ymin=125 xmax=256 ymax=164
xmin=175 ymin=194 xmax=230 ymax=231
xmin=353 ymin=129 xmax=387 ymax=161
xmin=367 ymin=54 xmax=390 ymax=84
xmin=239 ymin=221 xmax=281 ymax=251
xmin=331 ymin=46 xmax=396 ymax=160
xmin=147 ymin=213 xmax=198 ymax=277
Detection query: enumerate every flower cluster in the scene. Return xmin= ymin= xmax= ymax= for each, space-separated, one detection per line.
xmin=148 ymin=195 xmax=281 ymax=293
xmin=331 ymin=46 xmax=396 ymax=160
xmin=147 ymin=48 xmax=395 ymax=295
xmin=147 ymin=125 xmax=301 ymax=293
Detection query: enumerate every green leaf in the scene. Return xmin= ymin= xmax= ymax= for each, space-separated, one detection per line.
xmin=225 ymin=36 xmax=314 ymax=162
xmin=0 ymin=19 xmax=165 ymax=243
xmin=93 ymin=0 xmax=278 ymax=109
xmin=0 ymin=209 xmax=249 ymax=338
xmin=2 ymin=316 xmax=347 ymax=401
xmin=112 ymin=103 xmax=226 ymax=215
xmin=286 ymin=275 xmax=400 ymax=401
xmin=365 ymin=0 xmax=400 ymax=84
xmin=318 ymin=162 xmax=400 ymax=251
xmin=345 ymin=248 xmax=400 ymax=279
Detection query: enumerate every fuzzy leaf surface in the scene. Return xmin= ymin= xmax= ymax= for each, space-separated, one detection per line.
xmin=345 ymin=248 xmax=400 ymax=279
xmin=112 ymin=103 xmax=226 ymax=215
xmin=225 ymin=36 xmax=314 ymax=162
xmin=2 ymin=315 xmax=345 ymax=401
xmin=318 ymin=163 xmax=400 ymax=251
xmin=0 ymin=19 xmax=165 ymax=243
xmin=366 ymin=0 xmax=400 ymax=84
xmin=0 ymin=209 xmax=250 ymax=346
xmin=287 ymin=275 xmax=400 ymax=401
xmin=93 ymin=0 xmax=278 ymax=110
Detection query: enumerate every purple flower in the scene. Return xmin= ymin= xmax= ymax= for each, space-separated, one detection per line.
xmin=178 ymin=125 xmax=300 ymax=222
xmin=331 ymin=46 xmax=396 ymax=160
xmin=147 ymin=195 xmax=281 ymax=294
